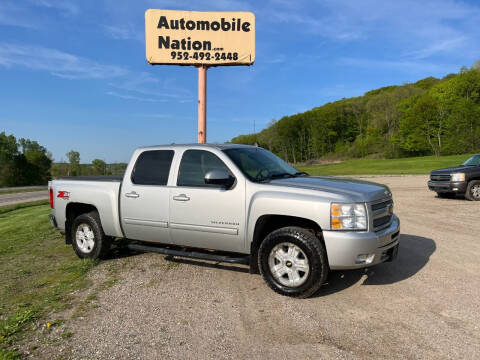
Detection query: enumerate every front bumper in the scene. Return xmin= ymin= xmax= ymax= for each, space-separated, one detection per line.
xmin=323 ymin=215 xmax=400 ymax=270
xmin=428 ymin=180 xmax=467 ymax=193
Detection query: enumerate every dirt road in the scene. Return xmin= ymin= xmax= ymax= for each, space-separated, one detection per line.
xmin=25 ymin=175 xmax=480 ymax=359
xmin=0 ymin=190 xmax=48 ymax=207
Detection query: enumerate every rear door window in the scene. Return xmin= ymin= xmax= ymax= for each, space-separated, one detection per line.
xmin=131 ymin=150 xmax=174 ymax=185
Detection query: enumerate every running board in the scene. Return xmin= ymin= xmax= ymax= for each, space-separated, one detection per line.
xmin=127 ymin=243 xmax=250 ymax=265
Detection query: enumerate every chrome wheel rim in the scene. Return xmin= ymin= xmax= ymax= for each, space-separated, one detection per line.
xmin=268 ymin=242 xmax=310 ymax=287
xmin=472 ymin=185 xmax=480 ymax=199
xmin=75 ymin=223 xmax=95 ymax=253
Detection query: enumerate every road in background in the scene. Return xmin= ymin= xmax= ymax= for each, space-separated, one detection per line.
xmin=0 ymin=191 xmax=48 ymax=207
xmin=0 ymin=186 xmax=46 ymax=192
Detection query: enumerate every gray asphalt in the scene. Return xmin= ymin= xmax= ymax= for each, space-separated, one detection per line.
xmin=0 ymin=185 xmax=46 ymax=191
xmin=0 ymin=191 xmax=49 ymax=207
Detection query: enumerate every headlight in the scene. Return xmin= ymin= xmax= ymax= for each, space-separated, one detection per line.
xmin=451 ymin=173 xmax=465 ymax=182
xmin=331 ymin=203 xmax=367 ymax=230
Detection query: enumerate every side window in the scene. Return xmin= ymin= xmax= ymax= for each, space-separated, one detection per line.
xmin=131 ymin=150 xmax=174 ymax=185
xmin=177 ymin=150 xmax=231 ymax=187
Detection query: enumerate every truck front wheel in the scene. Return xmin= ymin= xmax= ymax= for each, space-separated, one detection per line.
xmin=71 ymin=211 xmax=111 ymax=259
xmin=258 ymin=226 xmax=328 ymax=298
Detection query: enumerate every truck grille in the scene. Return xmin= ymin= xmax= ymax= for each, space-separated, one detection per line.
xmin=371 ymin=199 xmax=392 ymax=211
xmin=373 ymin=215 xmax=391 ymax=228
xmin=430 ymin=174 xmax=450 ymax=181
xmin=369 ymin=198 xmax=393 ymax=232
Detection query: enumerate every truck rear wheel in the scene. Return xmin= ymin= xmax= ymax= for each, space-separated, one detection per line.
xmin=71 ymin=211 xmax=111 ymax=259
xmin=466 ymin=180 xmax=480 ymax=201
xmin=258 ymin=226 xmax=328 ymax=298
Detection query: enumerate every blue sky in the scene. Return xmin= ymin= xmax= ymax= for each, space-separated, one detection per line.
xmin=1 ymin=0 xmax=480 ymax=163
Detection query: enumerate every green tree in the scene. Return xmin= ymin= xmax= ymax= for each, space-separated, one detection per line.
xmin=18 ymin=138 xmax=52 ymax=184
xmin=0 ymin=132 xmax=19 ymax=186
xmin=92 ymin=159 xmax=107 ymax=175
xmin=66 ymin=150 xmax=80 ymax=176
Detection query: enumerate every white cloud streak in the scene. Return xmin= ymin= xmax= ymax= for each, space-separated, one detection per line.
xmin=339 ymin=57 xmax=456 ymax=75
xmin=0 ymin=43 xmax=127 ymax=79
xmin=30 ymin=0 xmax=79 ymax=16
xmin=265 ymin=0 xmax=479 ymax=60
xmin=106 ymin=91 xmax=164 ymax=102
xmin=0 ymin=42 xmax=193 ymax=102
xmin=103 ymin=24 xmax=144 ymax=42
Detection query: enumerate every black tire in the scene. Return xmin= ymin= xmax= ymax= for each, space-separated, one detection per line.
xmin=466 ymin=180 xmax=480 ymax=201
xmin=436 ymin=192 xmax=456 ymax=199
xmin=71 ymin=211 xmax=111 ymax=259
xmin=258 ymin=226 xmax=328 ymax=298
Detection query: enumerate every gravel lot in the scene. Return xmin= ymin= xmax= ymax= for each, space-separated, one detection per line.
xmin=24 ymin=175 xmax=480 ymax=359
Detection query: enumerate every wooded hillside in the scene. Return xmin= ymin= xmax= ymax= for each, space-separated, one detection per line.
xmin=231 ymin=67 xmax=480 ymax=163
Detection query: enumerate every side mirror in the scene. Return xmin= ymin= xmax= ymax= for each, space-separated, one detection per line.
xmin=204 ymin=169 xmax=235 ymax=188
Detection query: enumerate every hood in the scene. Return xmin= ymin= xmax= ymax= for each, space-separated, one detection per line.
xmin=268 ymin=176 xmax=391 ymax=203
xmin=431 ymin=166 xmax=472 ymax=174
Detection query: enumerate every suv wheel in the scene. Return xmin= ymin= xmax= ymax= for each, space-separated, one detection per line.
xmin=466 ymin=180 xmax=480 ymax=201
xmin=258 ymin=226 xmax=328 ymax=298
xmin=72 ymin=211 xmax=111 ymax=259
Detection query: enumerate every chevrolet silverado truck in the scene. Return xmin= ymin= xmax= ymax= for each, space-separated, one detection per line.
xmin=428 ymin=154 xmax=480 ymax=201
xmin=48 ymin=144 xmax=400 ymax=298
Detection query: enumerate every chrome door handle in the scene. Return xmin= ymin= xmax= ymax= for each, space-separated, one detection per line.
xmin=125 ymin=191 xmax=139 ymax=198
xmin=173 ymin=194 xmax=190 ymax=201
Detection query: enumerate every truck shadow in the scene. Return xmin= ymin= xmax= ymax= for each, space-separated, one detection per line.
xmin=314 ymin=234 xmax=436 ymax=297
xmin=106 ymin=234 xmax=435 ymax=296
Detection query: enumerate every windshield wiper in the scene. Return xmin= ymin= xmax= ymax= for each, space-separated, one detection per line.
xmin=269 ymin=172 xmax=309 ymax=180
xmin=270 ymin=173 xmax=295 ymax=179
xmin=256 ymin=171 xmax=309 ymax=183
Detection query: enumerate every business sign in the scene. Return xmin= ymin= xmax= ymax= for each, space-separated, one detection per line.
xmin=145 ymin=9 xmax=255 ymax=66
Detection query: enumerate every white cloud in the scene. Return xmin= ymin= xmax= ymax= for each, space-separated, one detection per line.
xmin=0 ymin=43 xmax=127 ymax=79
xmin=0 ymin=2 xmax=37 ymax=28
xmin=0 ymin=42 xmax=193 ymax=103
xmin=108 ymin=72 xmax=193 ymax=101
xmin=106 ymin=91 xmax=164 ymax=102
xmin=339 ymin=57 xmax=457 ymax=75
xmin=264 ymin=0 xmax=479 ymax=59
xmin=0 ymin=0 xmax=79 ymax=28
xmin=403 ymin=37 xmax=468 ymax=60
xmin=31 ymin=0 xmax=79 ymax=16
xmin=103 ymin=24 xmax=144 ymax=42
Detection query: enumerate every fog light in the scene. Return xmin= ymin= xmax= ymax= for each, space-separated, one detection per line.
xmin=356 ymin=253 xmax=375 ymax=264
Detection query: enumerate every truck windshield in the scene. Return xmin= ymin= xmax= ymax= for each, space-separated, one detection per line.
xmin=223 ymin=147 xmax=307 ymax=182
xmin=462 ymin=155 xmax=480 ymax=166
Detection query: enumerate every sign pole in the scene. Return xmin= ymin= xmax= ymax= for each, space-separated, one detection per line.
xmin=197 ymin=65 xmax=208 ymax=144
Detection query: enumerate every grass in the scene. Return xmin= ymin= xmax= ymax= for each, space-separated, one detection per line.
xmin=0 ymin=188 xmax=46 ymax=195
xmin=297 ymin=153 xmax=474 ymax=176
xmin=0 ymin=203 xmax=97 ymax=358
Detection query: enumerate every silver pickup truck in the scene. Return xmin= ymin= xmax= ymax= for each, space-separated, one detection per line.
xmin=48 ymin=144 xmax=400 ymax=298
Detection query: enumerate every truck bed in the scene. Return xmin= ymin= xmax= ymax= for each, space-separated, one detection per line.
xmin=49 ymin=176 xmax=124 ymax=238
xmin=55 ymin=175 xmax=123 ymax=182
